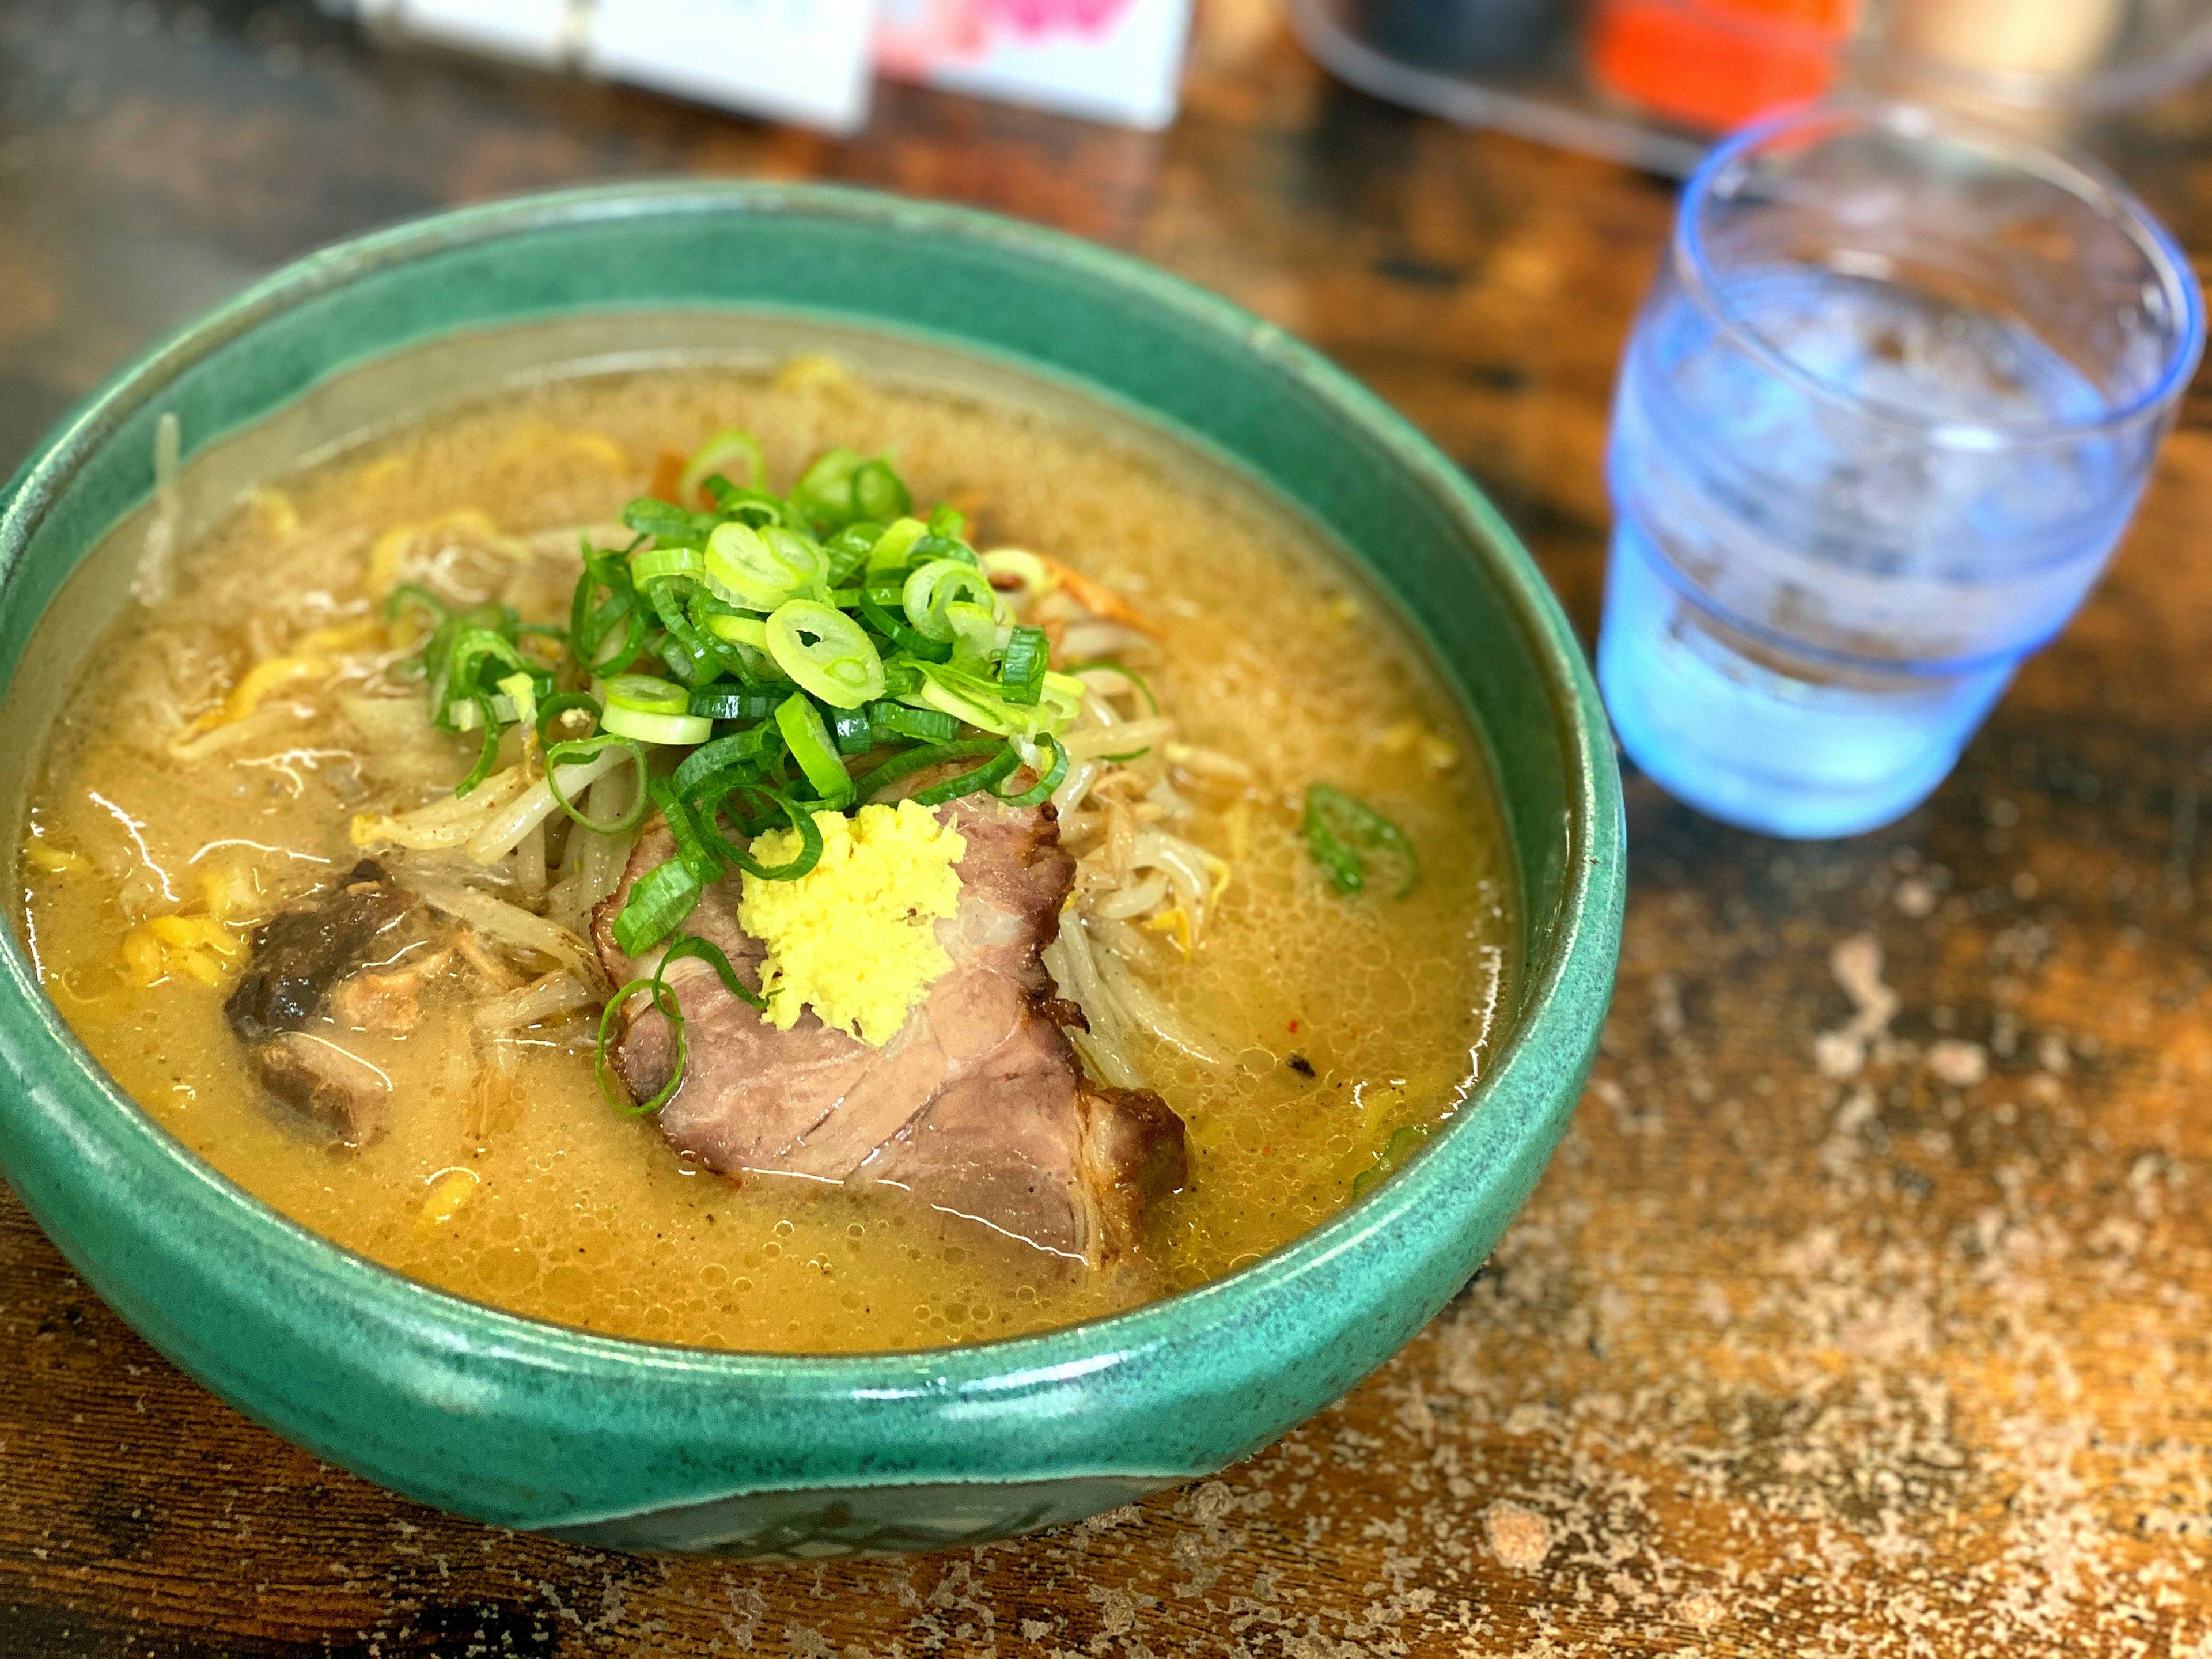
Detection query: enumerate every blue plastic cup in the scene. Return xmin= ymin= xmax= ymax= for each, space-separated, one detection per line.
xmin=1599 ymin=100 xmax=2203 ymax=839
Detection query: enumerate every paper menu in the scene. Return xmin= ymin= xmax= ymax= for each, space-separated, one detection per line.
xmin=877 ymin=0 xmax=1196 ymax=130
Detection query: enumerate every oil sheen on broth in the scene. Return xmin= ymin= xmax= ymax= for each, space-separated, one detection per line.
xmin=17 ymin=365 xmax=1517 ymax=1353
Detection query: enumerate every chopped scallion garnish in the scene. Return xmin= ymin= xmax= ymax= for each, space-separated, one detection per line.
xmin=1301 ymin=785 xmax=1419 ymax=899
xmin=380 ymin=431 xmax=1170 ymax=1118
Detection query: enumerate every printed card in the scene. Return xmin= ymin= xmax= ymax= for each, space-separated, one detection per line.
xmin=377 ymin=0 xmax=571 ymax=66
xmin=584 ymin=0 xmax=880 ymax=134
xmin=876 ymin=0 xmax=1195 ymax=130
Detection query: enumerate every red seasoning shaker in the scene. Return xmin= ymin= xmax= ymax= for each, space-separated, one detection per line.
xmin=1588 ymin=0 xmax=1859 ymax=132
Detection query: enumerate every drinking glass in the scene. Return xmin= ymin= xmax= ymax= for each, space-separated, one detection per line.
xmin=1598 ymin=100 xmax=2203 ymax=838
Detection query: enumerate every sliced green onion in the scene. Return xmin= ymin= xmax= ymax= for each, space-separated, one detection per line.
xmin=654 ymin=630 xmax=717 ymax=688
xmin=998 ymin=626 xmax=1049 ymax=705
xmin=651 ymin=777 xmax=726 ymax=887
xmin=821 ymin=523 xmax=883 ymax=587
xmin=385 ymin=582 xmax=449 ymax=627
xmin=631 ymin=545 xmax=706 ymax=585
xmin=828 ymin=706 xmax=876 ymax=754
xmin=792 ymin=449 xmax=911 ymax=532
xmin=906 ymin=662 xmax=1074 ymax=741
xmin=690 ymin=783 xmax=825 ymax=882
xmin=705 ymin=521 xmax=827 ymax=611
xmin=702 ymin=611 xmax=768 ymax=647
xmin=646 ymin=586 xmax=732 ymax=688
xmin=602 ymin=674 xmax=691 ymax=716
xmin=774 ymin=693 xmax=854 ymax=804
xmin=545 ymin=735 xmax=649 ymax=834
xmin=454 ymin=695 xmax=502 ymax=796
xmin=665 ymin=933 xmax=770 ymax=1005
xmin=621 ymin=497 xmax=716 ymax=549
xmin=685 ymin=592 xmax=778 ymax=683
xmin=599 ymin=976 xmax=683 ymax=1116
xmin=672 ymin=726 xmax=782 ymax=799
xmin=687 ymin=684 xmax=782 ymax=722
xmin=909 ymin=740 xmax=1022 ymax=806
xmin=866 ymin=518 xmax=929 ymax=574
xmin=570 ymin=546 xmax=642 ymax=673
xmin=611 ymin=857 xmax=703 ymax=956
xmin=942 ymin=600 xmax=1001 ymax=669
xmin=698 ymin=612 xmax=787 ymax=687
xmin=859 ymin=579 xmax=953 ymax=662
xmin=535 ymin=690 xmax=601 ymax=747
xmin=852 ymin=736 xmax=1002 ymax=801
xmin=702 ymin=480 xmax=795 ymax=528
xmin=764 ymin=599 xmax=885 ymax=709
xmin=677 ymin=429 xmax=765 ymax=505
xmin=449 ymin=694 xmax=524 ymax=732
xmin=902 ymin=559 xmax=998 ymax=642
xmin=496 ymin=671 xmax=539 ymax=734
xmin=868 ymin=701 xmax=959 ymax=744
xmin=1302 ymin=785 xmax=1419 ymax=899
xmin=981 ymin=548 xmax=1051 ymax=600
xmin=603 ymin=703 xmax=713 ymax=745
xmin=991 ymin=733 xmax=1069 ymax=809
xmin=444 ymin=628 xmax=529 ymax=711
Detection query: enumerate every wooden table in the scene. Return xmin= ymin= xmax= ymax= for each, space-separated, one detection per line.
xmin=6 ymin=3 xmax=2210 ymax=1654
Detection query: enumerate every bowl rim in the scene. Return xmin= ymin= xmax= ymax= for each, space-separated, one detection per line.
xmin=0 ymin=180 xmax=1624 ymax=1389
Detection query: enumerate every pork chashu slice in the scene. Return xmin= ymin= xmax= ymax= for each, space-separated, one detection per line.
xmin=592 ymin=794 xmax=1186 ymax=1267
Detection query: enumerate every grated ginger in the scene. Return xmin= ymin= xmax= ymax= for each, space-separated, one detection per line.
xmin=739 ymin=801 xmax=965 ymax=1047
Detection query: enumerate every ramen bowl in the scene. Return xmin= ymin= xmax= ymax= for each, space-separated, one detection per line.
xmin=0 ymin=183 xmax=1623 ymax=1557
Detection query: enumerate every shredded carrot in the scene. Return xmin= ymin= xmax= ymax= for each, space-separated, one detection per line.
xmin=1044 ymin=559 xmax=1162 ymax=638
xmin=649 ymin=448 xmax=687 ymax=506
xmin=945 ymin=488 xmax=991 ymax=533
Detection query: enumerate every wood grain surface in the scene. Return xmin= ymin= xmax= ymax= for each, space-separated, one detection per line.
xmin=3 ymin=3 xmax=2210 ymax=1654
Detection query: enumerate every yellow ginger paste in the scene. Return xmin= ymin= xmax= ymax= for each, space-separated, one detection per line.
xmin=739 ymin=800 xmax=966 ymax=1046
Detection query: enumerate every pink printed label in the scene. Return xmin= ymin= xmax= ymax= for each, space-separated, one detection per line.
xmin=880 ymin=0 xmax=1138 ymax=73
xmin=983 ymin=0 xmax=1135 ymax=36
xmin=877 ymin=0 xmax=1191 ymax=130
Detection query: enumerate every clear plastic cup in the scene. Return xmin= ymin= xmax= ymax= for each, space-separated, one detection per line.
xmin=1598 ymin=99 xmax=2203 ymax=838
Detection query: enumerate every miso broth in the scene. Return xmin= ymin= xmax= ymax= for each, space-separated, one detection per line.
xmin=16 ymin=363 xmax=1517 ymax=1353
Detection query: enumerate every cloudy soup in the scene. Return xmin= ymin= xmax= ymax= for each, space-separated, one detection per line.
xmin=17 ymin=359 xmax=1517 ymax=1353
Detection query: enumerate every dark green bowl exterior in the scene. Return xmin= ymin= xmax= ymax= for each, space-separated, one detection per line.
xmin=0 ymin=184 xmax=1623 ymax=1556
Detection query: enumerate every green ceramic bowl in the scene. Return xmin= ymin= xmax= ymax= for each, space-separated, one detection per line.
xmin=0 ymin=183 xmax=1622 ymax=1558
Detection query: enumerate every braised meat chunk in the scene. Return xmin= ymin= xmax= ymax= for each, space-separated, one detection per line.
xmin=594 ymin=796 xmax=1186 ymax=1267
xmin=225 ymin=858 xmax=415 ymax=1145
xmin=252 ymin=1031 xmax=392 ymax=1143
xmin=225 ymin=859 xmax=414 ymax=1041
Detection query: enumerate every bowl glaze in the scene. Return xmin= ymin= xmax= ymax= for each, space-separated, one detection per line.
xmin=0 ymin=183 xmax=1623 ymax=1558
